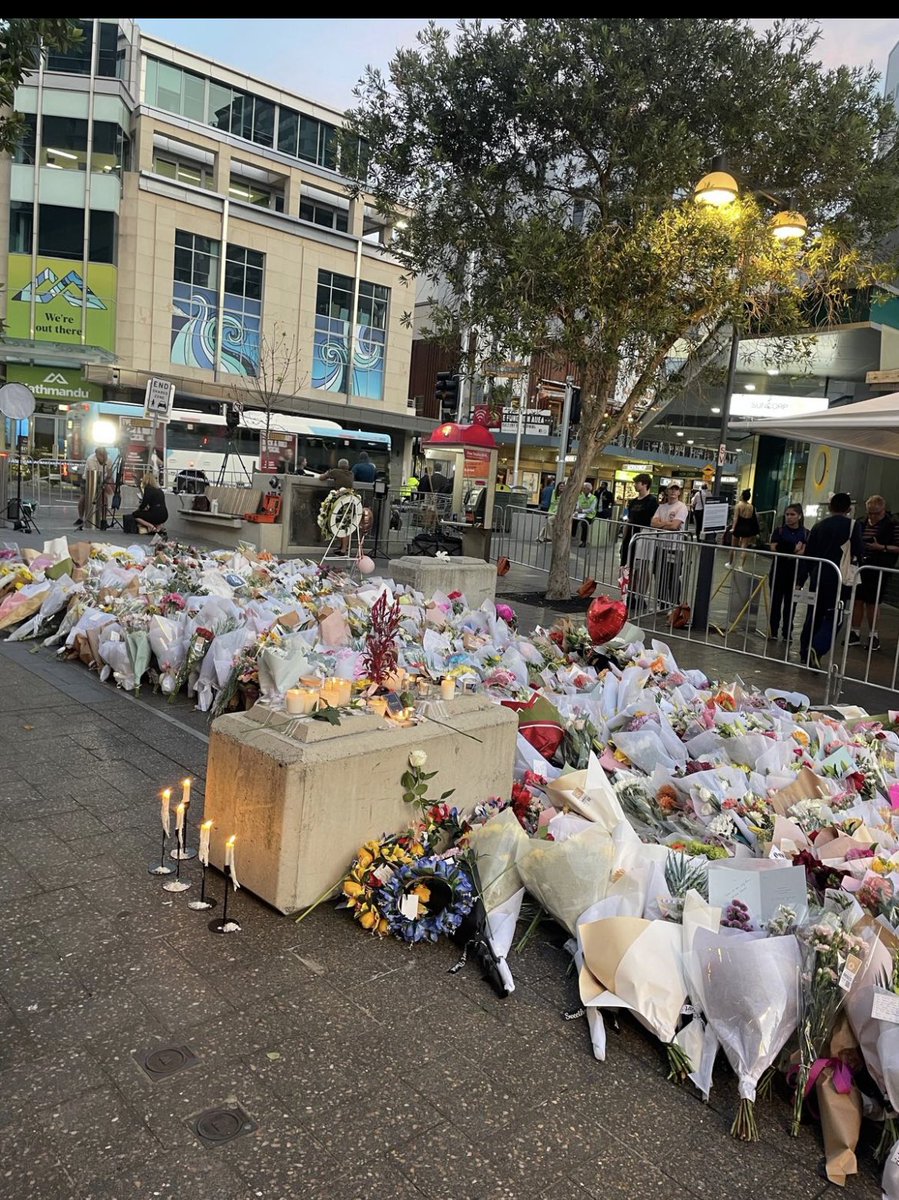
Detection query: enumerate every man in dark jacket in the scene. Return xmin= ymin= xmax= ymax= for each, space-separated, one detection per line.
xmin=799 ymin=493 xmax=865 ymax=665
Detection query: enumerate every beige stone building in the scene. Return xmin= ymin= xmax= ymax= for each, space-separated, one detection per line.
xmin=1 ymin=19 xmax=430 ymax=481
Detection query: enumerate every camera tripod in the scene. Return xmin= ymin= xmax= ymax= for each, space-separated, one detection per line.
xmin=9 ymin=437 xmax=39 ymax=534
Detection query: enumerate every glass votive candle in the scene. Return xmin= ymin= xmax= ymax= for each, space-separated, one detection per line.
xmin=439 ymin=677 xmax=456 ymax=701
xmin=286 ymin=687 xmax=318 ymax=715
xmin=337 ymin=678 xmax=353 ymax=706
xmin=320 ymin=677 xmax=342 ymax=706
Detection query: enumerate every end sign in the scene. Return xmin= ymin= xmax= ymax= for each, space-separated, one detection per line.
xmin=144 ymin=377 xmax=175 ymax=421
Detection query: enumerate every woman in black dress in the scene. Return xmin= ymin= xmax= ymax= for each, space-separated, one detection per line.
xmin=131 ymin=472 xmax=169 ymax=536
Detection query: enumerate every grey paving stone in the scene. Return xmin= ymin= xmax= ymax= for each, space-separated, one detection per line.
xmin=44 ymin=808 xmax=110 ymax=842
xmin=36 ymin=1086 xmax=160 ymax=1188
xmin=306 ymin=1161 xmax=429 ymax=1200
xmin=0 ymin=1046 xmax=110 ymax=1131
xmin=0 ymin=945 xmax=89 ymax=1020
xmin=388 ymin=1131 xmax=509 ymax=1200
xmin=0 ymin=1118 xmax=77 ymax=1200
xmin=77 ymin=1147 xmax=245 ymax=1200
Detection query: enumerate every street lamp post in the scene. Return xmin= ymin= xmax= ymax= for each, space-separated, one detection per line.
xmin=688 ymin=161 xmax=807 ymax=632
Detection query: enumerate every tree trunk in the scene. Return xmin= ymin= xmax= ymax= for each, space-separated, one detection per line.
xmin=545 ymin=370 xmax=614 ymax=601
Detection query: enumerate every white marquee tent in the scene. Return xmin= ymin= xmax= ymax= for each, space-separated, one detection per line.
xmin=732 ymin=393 xmax=899 ymax=459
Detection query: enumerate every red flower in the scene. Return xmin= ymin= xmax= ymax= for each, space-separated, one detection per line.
xmin=847 ymin=772 xmax=867 ymax=793
xmin=195 ymin=627 xmax=215 ymax=641
xmin=448 ymin=591 xmax=462 ymax=600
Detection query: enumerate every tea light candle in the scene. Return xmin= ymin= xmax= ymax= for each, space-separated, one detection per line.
xmin=440 ymin=677 xmax=456 ymax=701
xmin=286 ymin=687 xmax=318 ymax=715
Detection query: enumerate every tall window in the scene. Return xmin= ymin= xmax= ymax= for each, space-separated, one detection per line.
xmin=312 ymin=270 xmax=388 ymax=401
xmin=7 ymin=203 xmax=117 ymax=263
xmin=170 ymin=230 xmax=262 ymax=376
xmin=46 ymin=19 xmax=93 ymax=75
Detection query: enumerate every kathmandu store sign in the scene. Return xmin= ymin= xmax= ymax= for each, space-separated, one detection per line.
xmin=6 ymin=364 xmax=103 ymax=404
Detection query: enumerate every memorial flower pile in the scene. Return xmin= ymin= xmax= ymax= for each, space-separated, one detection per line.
xmin=10 ymin=534 xmax=899 ymax=1187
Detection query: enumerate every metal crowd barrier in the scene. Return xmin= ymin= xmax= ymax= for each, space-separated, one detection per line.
xmin=625 ymin=534 xmax=846 ymax=702
xmin=384 ymin=489 xmax=454 ymax=555
xmin=492 ymin=509 xmax=634 ymax=590
xmin=833 ymin=563 xmax=899 ymax=701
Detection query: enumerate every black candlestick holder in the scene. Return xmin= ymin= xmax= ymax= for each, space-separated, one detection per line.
xmin=208 ymin=870 xmax=240 ymax=932
xmin=188 ymin=861 xmax=218 ymax=911
xmin=170 ymin=807 xmax=197 ymax=860
xmin=148 ymin=828 xmax=174 ymax=875
xmin=162 ymin=835 xmax=191 ymax=893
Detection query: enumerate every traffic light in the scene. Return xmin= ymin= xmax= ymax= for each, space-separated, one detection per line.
xmin=435 ymin=371 xmax=460 ymax=422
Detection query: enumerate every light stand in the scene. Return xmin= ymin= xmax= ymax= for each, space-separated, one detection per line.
xmin=10 ymin=435 xmax=39 ymax=533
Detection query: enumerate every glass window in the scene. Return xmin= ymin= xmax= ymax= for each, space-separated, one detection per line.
xmin=358 ymin=281 xmax=389 ymax=330
xmin=173 ymin=230 xmax=220 ymax=290
xmin=208 ymin=81 xmax=235 ymax=131
xmin=171 ymin=232 xmax=262 ymax=376
xmin=97 ymin=22 xmax=119 ymax=78
xmin=278 ymin=107 xmax=298 ymax=157
xmin=297 ymin=115 xmax=320 ymax=163
xmin=253 ymin=97 xmax=275 ymax=147
xmin=299 ymin=198 xmax=349 ymax=233
xmin=316 ymin=271 xmax=353 ymax=322
xmin=89 ymin=211 xmax=117 ymax=263
xmin=12 ymin=114 xmax=37 ymax=165
xmin=146 ymin=57 xmax=206 ymax=120
xmin=154 ymin=153 xmax=213 ymax=189
xmin=9 ymin=201 xmax=33 ymax=254
xmin=313 ymin=270 xmax=388 ymax=400
xmin=38 ymin=205 xmax=84 ymax=259
xmin=91 ymin=121 xmax=128 ymax=175
xmin=183 ymin=71 xmax=207 ymax=121
xmin=320 ymin=124 xmax=338 ymax=170
xmin=41 ymin=116 xmax=88 ymax=171
xmin=46 ymin=19 xmax=93 ymax=75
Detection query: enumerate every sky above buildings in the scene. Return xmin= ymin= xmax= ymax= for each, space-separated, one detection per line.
xmin=135 ymin=18 xmax=899 ymax=112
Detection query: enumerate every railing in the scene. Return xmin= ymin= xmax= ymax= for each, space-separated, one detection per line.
xmin=833 ymin=563 xmax=899 ymax=701
xmin=492 ymin=509 xmax=633 ymax=590
xmin=625 ymin=534 xmax=845 ymax=701
xmin=385 ymin=489 xmax=454 ymax=555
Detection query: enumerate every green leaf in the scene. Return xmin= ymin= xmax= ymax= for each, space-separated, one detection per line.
xmin=440 ymin=789 xmax=456 ymax=799
xmin=403 ymin=792 xmax=416 ymax=804
xmin=400 ymin=772 xmax=415 ymax=789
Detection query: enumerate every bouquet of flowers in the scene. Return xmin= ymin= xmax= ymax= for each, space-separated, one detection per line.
xmin=170 ymin=625 xmax=216 ymax=702
xmin=791 ymin=916 xmax=868 ymax=1136
xmin=692 ymin=925 xmax=802 ymax=1140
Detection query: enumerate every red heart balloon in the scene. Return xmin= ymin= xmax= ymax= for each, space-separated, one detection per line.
xmin=586 ymin=596 xmax=628 ymax=645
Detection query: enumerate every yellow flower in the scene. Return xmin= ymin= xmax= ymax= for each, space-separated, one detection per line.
xmin=793 ymin=730 xmax=810 ymax=747
xmin=613 ymin=748 xmax=631 ymax=765
xmin=410 ymin=842 xmax=425 ymax=857
xmin=412 ymin=883 xmax=431 ymax=904
xmin=359 ymin=907 xmax=379 ymax=931
xmin=342 ymin=879 xmax=364 ymax=900
xmin=377 ymin=917 xmax=389 ymax=937
xmin=356 ymin=849 xmax=373 ymax=872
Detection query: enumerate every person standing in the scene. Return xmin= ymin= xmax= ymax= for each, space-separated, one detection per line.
xmin=319 ymin=457 xmax=356 ymax=554
xmin=849 ymin=494 xmax=899 ymax=650
xmin=620 ymin=473 xmax=658 ymax=567
xmin=571 ymin=480 xmax=597 ymax=548
xmin=728 ymin=489 xmax=760 ymax=566
xmin=650 ymin=481 xmax=688 ymax=605
xmin=352 ymin=450 xmax=377 ymax=484
xmin=768 ymin=504 xmax=807 ymax=643
xmin=537 ymin=481 xmax=565 ymax=543
xmin=539 ymin=478 xmax=555 ymax=512
xmin=799 ymin=492 xmax=865 ymax=666
xmin=75 ymin=447 xmax=113 ymax=531
xmin=691 ymin=483 xmax=708 ymax=536
xmin=596 ymin=481 xmax=613 ymax=518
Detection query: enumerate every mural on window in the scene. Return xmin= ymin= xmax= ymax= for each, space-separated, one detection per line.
xmin=312 ymin=271 xmax=388 ymax=401
xmin=170 ymin=232 xmax=263 ymax=376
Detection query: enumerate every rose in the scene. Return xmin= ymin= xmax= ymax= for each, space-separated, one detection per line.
xmin=409 ymin=750 xmax=428 ymax=769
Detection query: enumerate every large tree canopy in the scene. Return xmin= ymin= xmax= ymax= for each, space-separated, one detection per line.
xmin=0 ymin=20 xmax=81 ymax=154
xmin=347 ymin=18 xmax=899 ymax=598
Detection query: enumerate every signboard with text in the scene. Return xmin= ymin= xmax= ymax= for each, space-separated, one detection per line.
xmin=6 ymin=363 xmax=102 ymax=405
xmin=260 ymin=430 xmax=298 ymax=473
xmin=144 ymin=377 xmax=175 ymax=421
xmin=6 ymin=254 xmax=117 ymax=352
xmin=500 ymin=408 xmax=552 ymax=436
xmin=463 ymin=447 xmax=492 ymax=482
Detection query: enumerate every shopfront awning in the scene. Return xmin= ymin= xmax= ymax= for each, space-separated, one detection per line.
xmin=731 ymin=393 xmax=899 ymax=460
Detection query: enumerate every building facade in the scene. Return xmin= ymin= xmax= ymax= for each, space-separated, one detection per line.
xmin=1 ymin=18 xmax=428 ymax=480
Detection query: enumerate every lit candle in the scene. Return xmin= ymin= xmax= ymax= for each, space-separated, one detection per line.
xmin=440 ymin=677 xmax=456 ymax=701
xmin=321 ymin=676 xmax=342 ymax=706
xmin=225 ymin=834 xmax=240 ymax=890
xmin=160 ymin=788 xmax=172 ymax=837
xmin=181 ymin=778 xmax=191 ymax=807
xmin=337 ymin=678 xmax=353 ymax=706
xmin=175 ymin=802 xmax=185 ymax=849
xmin=198 ymin=819 xmax=212 ymax=866
xmin=286 ymin=687 xmax=318 ymax=715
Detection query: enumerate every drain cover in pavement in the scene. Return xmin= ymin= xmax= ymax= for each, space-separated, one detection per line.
xmin=190 ymin=1105 xmax=257 ymax=1147
xmin=133 ymin=1044 xmax=200 ymax=1082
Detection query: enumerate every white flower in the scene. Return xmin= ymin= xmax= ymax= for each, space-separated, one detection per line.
xmin=409 ymin=750 xmax=428 ymax=769
xmin=708 ymin=812 xmax=736 ymax=838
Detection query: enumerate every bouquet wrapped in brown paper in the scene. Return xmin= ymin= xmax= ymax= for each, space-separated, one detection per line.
xmin=814 ymin=1013 xmax=863 ymax=1187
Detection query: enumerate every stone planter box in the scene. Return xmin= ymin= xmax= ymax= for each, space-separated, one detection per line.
xmin=388 ymin=555 xmax=497 ymax=606
xmin=204 ymin=696 xmax=517 ymax=913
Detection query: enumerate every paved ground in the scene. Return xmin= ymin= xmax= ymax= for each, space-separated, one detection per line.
xmin=0 ymin=520 xmax=887 ymax=1199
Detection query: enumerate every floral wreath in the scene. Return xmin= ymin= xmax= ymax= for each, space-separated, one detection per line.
xmin=379 ymin=855 xmax=474 ymax=944
xmin=317 ymin=487 xmax=361 ymax=536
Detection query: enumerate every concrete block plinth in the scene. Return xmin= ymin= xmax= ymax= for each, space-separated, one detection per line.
xmin=388 ymin=555 xmax=497 ymax=605
xmin=204 ymin=696 xmax=517 ymax=913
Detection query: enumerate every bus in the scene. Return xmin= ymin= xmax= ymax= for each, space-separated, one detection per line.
xmin=161 ymin=406 xmax=392 ymax=485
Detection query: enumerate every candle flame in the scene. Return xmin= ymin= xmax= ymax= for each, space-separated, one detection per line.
xmin=201 ymin=819 xmax=213 ymax=831
xmin=182 ymin=777 xmax=191 ymax=786
xmin=162 ymin=788 xmax=171 ymax=800
xmin=226 ymin=834 xmax=236 ymax=849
